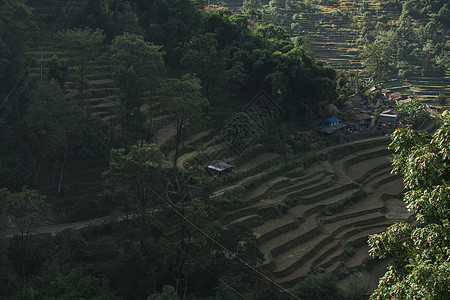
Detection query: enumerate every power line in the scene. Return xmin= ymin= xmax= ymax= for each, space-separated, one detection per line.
xmin=148 ymin=187 xmax=301 ymax=300
xmin=158 ymin=230 xmax=249 ymax=299
xmin=0 ymin=0 xmax=77 ymax=124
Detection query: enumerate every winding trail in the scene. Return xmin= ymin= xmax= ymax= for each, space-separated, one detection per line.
xmin=2 ymin=135 xmax=391 ymax=238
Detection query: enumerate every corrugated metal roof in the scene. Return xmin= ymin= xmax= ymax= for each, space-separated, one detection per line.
xmin=326 ymin=117 xmax=341 ymax=123
xmin=207 ymin=162 xmax=233 ymax=172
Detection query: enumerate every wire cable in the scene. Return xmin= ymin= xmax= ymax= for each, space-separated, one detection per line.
xmin=158 ymin=230 xmax=249 ymax=299
xmin=0 ymin=0 xmax=77 ymax=124
xmin=148 ymin=187 xmax=301 ymax=300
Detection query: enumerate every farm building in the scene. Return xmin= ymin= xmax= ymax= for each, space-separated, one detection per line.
xmin=207 ymin=162 xmax=233 ymax=176
xmin=378 ymin=109 xmax=400 ymax=127
xmin=318 ymin=117 xmax=348 ymax=134
xmin=349 ymin=113 xmax=375 ymax=129
xmin=389 ymin=92 xmax=404 ymax=101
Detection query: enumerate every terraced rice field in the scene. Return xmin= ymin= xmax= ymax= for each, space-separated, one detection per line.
xmin=225 ymin=0 xmax=449 ymax=102
xmin=219 ymin=137 xmax=408 ymax=290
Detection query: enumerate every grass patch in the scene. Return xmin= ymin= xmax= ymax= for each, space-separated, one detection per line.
xmin=343 ymin=243 xmax=356 ymax=257
xmin=344 ymin=149 xmax=392 ymax=171
xmin=283 ymin=166 xmax=305 ymax=178
xmin=212 ymin=186 xmax=246 ymax=210
xmin=356 ymin=162 xmax=392 ymax=184
xmin=256 ymin=203 xmax=288 ymax=221
xmin=322 ymin=190 xmax=366 ymax=215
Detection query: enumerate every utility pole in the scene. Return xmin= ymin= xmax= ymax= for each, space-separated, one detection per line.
xmin=40 ymin=46 xmax=43 ymax=81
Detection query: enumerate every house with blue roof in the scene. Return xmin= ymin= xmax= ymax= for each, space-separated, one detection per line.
xmin=325 ymin=117 xmax=341 ymax=126
xmin=319 ymin=116 xmax=348 ymax=135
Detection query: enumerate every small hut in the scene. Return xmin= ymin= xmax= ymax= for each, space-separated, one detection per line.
xmin=207 ymin=162 xmax=233 ymax=176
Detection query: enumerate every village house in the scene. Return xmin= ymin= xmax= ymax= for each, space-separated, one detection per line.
xmin=207 ymin=162 xmax=233 ymax=176
xmin=348 ymin=113 xmax=374 ymax=129
xmin=378 ymin=109 xmax=400 ymax=128
xmin=389 ymin=92 xmax=404 ymax=102
xmin=318 ymin=117 xmax=348 ymax=134
xmin=397 ymin=98 xmax=412 ymax=106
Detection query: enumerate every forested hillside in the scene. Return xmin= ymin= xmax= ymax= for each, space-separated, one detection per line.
xmin=0 ymin=0 xmax=448 ymax=299
xmin=0 ymin=1 xmax=338 ymax=299
xmin=224 ymin=0 xmax=449 ymax=102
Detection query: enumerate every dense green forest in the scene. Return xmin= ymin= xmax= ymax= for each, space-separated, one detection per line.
xmin=0 ymin=0 xmax=337 ymax=299
xmin=0 ymin=0 xmax=449 ymax=299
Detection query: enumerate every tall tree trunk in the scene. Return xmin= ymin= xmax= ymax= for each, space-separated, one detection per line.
xmin=176 ymin=224 xmax=185 ymax=294
xmin=21 ymin=233 xmax=26 ymax=299
xmin=57 ymin=146 xmax=69 ymax=194
xmin=148 ymin=99 xmax=153 ymax=143
xmin=80 ymin=48 xmax=85 ymax=110
xmin=35 ymin=156 xmax=42 ymax=184
xmin=173 ymin=120 xmax=182 ymax=174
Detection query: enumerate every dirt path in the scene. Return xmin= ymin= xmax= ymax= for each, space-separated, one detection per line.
xmin=211 ymin=172 xmax=267 ymax=198
xmin=167 ymin=129 xmax=214 ymax=161
xmin=155 ymin=124 xmax=176 ymax=147
xmin=236 ymin=153 xmax=280 ymax=173
xmin=2 ymin=135 xmax=393 ymax=238
xmin=4 ymin=216 xmax=110 ymax=238
xmin=315 ymin=135 xmax=390 ymax=155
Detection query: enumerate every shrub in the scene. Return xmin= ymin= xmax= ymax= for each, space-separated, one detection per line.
xmin=256 ymin=203 xmax=287 ymax=221
xmin=292 ymin=272 xmax=345 ymax=300
xmin=343 ymin=243 xmax=356 ymax=257
xmin=436 ymin=93 xmax=448 ymax=106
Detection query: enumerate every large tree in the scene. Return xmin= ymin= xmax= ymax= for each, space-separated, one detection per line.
xmin=368 ymin=116 xmax=450 ymax=299
xmin=111 ymin=32 xmax=165 ymax=145
xmin=59 ymin=28 xmax=105 ymax=109
xmin=101 ymin=0 xmax=129 ymax=38
xmin=360 ymin=43 xmax=395 ymax=83
xmin=180 ymin=33 xmax=225 ymax=100
xmin=159 ymin=74 xmax=208 ymax=172
xmin=21 ymin=82 xmax=104 ymax=193
xmin=1 ymin=186 xmax=47 ymax=299
xmin=0 ymin=0 xmax=33 ymax=94
xmin=102 ymin=145 xmax=165 ymax=226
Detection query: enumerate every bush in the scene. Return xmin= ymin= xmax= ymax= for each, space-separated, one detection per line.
xmin=436 ymin=93 xmax=448 ymax=106
xmin=343 ymin=243 xmax=356 ymax=257
xmin=292 ymin=272 xmax=345 ymax=300
xmin=213 ymin=186 xmax=246 ymax=209
xmin=256 ymin=203 xmax=287 ymax=221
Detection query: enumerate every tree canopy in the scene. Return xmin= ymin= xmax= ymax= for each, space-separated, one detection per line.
xmin=368 ymin=116 xmax=450 ymax=299
xmin=111 ymin=32 xmax=165 ymax=145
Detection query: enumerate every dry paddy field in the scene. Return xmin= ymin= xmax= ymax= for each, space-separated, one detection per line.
xmin=219 ymin=138 xmax=409 ymax=292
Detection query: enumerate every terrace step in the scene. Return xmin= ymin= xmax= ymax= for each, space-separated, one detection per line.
xmin=86 ymin=79 xmax=115 ymax=89
xmin=254 ymin=214 xmax=299 ymax=244
xmin=295 ymin=183 xmax=359 ymax=205
xmin=259 ymin=215 xmax=320 ymax=269
xmin=276 ymin=238 xmax=344 ymax=288
xmin=274 ymin=174 xmax=337 ymax=203
xmin=323 ymin=212 xmax=387 ymax=237
xmin=357 ymin=163 xmax=392 ymax=184
xmin=346 ymin=154 xmax=392 ymax=180
xmin=336 ymin=222 xmax=393 ymax=243
xmin=347 ymin=226 xmax=389 ymax=248
xmin=89 ymin=103 xmax=116 ymax=113
xmin=369 ymin=173 xmax=403 ymax=195
xmin=84 ymin=97 xmax=109 ymax=106
xmin=322 ymin=198 xmax=384 ymax=226
xmin=345 ymin=245 xmax=372 ymax=271
xmin=315 ymin=247 xmax=346 ymax=272
xmin=229 ymin=214 xmax=263 ymax=228
xmin=272 ymin=233 xmax=333 ymax=277
xmin=289 ymin=188 xmax=363 ymax=222
xmin=273 ymin=171 xmax=329 ymax=195
xmin=364 ymin=169 xmax=395 ymax=190
xmin=245 ymin=175 xmax=289 ymax=202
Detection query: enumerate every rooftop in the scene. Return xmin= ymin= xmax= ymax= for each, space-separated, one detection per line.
xmin=207 ymin=162 xmax=233 ymax=172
